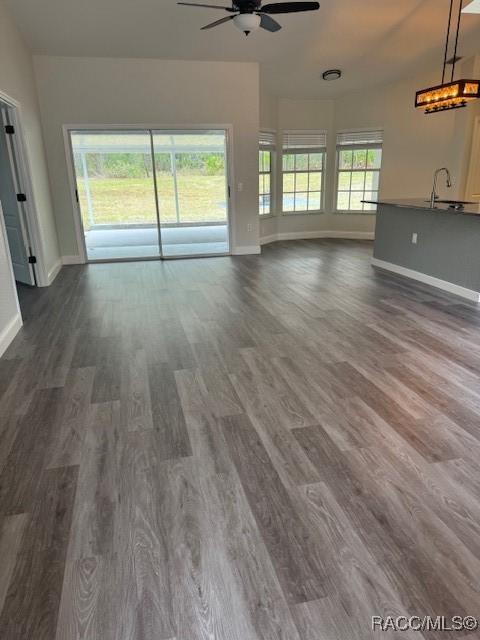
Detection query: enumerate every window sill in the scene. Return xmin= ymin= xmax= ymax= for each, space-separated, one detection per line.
xmin=281 ymin=210 xmax=325 ymax=216
xmin=259 ymin=213 xmax=276 ymax=219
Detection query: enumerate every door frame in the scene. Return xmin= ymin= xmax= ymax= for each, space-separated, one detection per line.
xmin=0 ymin=106 xmax=36 ymax=284
xmin=63 ymin=123 xmax=235 ymax=263
xmin=0 ymin=90 xmax=47 ymax=286
xmin=465 ymin=115 xmax=480 ymax=203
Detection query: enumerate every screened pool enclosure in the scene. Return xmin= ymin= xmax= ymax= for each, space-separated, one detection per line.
xmin=70 ymin=130 xmax=230 ymax=260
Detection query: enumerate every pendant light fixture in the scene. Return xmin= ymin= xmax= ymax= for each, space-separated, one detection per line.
xmin=415 ymin=0 xmax=480 ymax=114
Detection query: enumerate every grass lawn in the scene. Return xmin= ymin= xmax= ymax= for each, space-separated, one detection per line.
xmin=77 ymin=174 xmax=228 ymax=229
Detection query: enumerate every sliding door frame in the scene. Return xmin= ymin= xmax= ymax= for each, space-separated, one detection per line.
xmin=64 ymin=124 xmax=234 ymax=263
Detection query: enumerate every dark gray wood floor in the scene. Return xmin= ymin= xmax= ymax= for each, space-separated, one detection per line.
xmin=1 ymin=239 xmax=480 ymax=639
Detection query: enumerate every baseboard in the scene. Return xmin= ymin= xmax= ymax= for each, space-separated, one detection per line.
xmin=231 ymin=246 xmax=261 ymax=255
xmin=259 ymin=234 xmax=278 ymax=245
xmin=62 ymin=255 xmax=84 ymax=265
xmin=321 ymin=230 xmax=375 ymax=240
xmin=42 ymin=255 xmax=83 ymax=286
xmin=371 ymin=257 xmax=480 ymax=303
xmin=260 ymin=230 xmax=374 ymax=245
xmin=0 ymin=313 xmax=22 ymax=358
xmin=46 ymin=258 xmax=62 ymax=285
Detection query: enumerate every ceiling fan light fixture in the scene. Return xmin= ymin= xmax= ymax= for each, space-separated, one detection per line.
xmin=178 ymin=1 xmax=320 ymax=33
xmin=322 ymin=69 xmax=341 ymax=81
xmin=233 ymin=13 xmax=261 ymax=35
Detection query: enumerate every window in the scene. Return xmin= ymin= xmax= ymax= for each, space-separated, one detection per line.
xmin=335 ymin=130 xmax=383 ymax=212
xmin=259 ymin=131 xmax=275 ymax=215
xmin=282 ymin=131 xmax=326 ymax=213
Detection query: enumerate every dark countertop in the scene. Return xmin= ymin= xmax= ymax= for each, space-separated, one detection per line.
xmin=362 ymin=198 xmax=480 ymax=217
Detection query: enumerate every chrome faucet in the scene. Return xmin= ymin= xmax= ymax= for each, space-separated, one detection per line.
xmin=430 ymin=167 xmax=452 ymax=207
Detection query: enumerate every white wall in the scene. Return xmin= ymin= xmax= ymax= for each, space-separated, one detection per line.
xmin=259 ymin=90 xmax=278 ymax=240
xmin=0 ymin=1 xmax=59 ymax=275
xmin=334 ymin=63 xmax=472 ymax=203
xmin=0 ymin=203 xmax=21 ymax=356
xmin=259 ymin=57 xmax=479 ymax=242
xmin=30 ymin=50 xmax=480 ymax=256
xmin=260 ymin=90 xmax=278 ymax=131
xmin=456 ymin=55 xmax=480 ymax=198
xmin=259 ymin=95 xmax=377 ymax=240
xmin=12 ymin=22 xmax=479 ymax=263
xmin=0 ymin=0 xmax=60 ymax=353
xmin=259 ymin=97 xmax=340 ymax=240
xmin=259 ymin=94 xmax=381 ymax=240
xmin=276 ymin=98 xmax=336 ymax=237
xmin=34 ymin=56 xmax=260 ymax=256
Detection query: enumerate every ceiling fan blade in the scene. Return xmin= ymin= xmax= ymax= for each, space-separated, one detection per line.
xmin=178 ymin=2 xmax=235 ymax=11
xmin=261 ymin=2 xmax=319 ymax=14
xmin=259 ymin=13 xmax=282 ymax=31
xmin=201 ymin=15 xmax=236 ymax=29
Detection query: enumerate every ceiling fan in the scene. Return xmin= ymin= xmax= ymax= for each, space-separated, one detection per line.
xmin=177 ymin=0 xmax=320 ymax=35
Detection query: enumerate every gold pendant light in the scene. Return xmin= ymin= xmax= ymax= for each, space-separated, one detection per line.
xmin=415 ymin=0 xmax=480 ymax=114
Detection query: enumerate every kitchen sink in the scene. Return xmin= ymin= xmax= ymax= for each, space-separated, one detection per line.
xmin=424 ymin=199 xmax=475 ymax=207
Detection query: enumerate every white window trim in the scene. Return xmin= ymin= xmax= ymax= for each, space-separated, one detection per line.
xmin=259 ymin=148 xmax=274 ymax=216
xmin=281 ymin=130 xmax=327 ymax=215
xmin=334 ymin=129 xmax=383 ymax=214
xmin=259 ymin=129 xmax=276 ymax=217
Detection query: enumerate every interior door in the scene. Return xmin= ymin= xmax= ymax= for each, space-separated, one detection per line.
xmin=0 ymin=107 xmax=35 ymax=285
xmin=152 ymin=130 xmax=230 ymax=257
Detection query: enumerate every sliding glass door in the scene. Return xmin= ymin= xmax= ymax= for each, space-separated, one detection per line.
xmin=70 ymin=129 xmax=230 ymax=261
xmin=71 ymin=131 xmax=160 ymax=260
xmin=152 ymin=131 xmax=229 ymax=256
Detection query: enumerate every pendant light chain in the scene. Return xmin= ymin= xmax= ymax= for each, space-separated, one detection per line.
xmin=441 ymin=0 xmax=454 ymax=84
xmin=450 ymin=0 xmax=463 ymax=82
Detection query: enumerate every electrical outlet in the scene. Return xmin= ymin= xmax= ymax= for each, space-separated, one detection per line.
xmin=237 ymin=182 xmax=243 ymax=192
xmin=247 ymin=223 xmax=253 ymax=233
xmin=412 ymin=232 xmax=418 ymax=244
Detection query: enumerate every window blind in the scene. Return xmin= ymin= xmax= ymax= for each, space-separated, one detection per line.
xmin=259 ymin=131 xmax=276 ymax=149
xmin=283 ymin=130 xmax=327 ymax=150
xmin=336 ymin=130 xmax=383 ymax=146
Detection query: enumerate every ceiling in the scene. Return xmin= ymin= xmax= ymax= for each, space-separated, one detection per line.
xmin=6 ymin=0 xmax=480 ymax=98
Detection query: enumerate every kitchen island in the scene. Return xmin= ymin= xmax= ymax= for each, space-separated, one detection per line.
xmin=366 ymin=199 xmax=480 ymax=302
